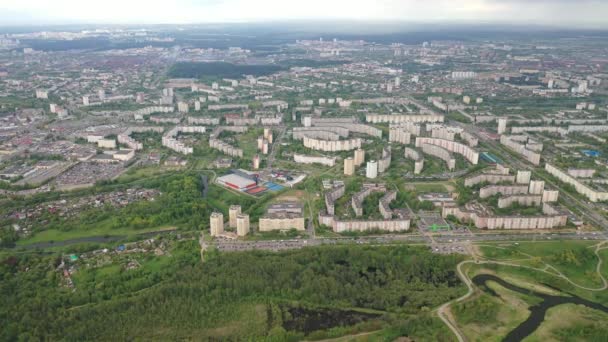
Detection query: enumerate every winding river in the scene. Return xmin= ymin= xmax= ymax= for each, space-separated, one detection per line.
xmin=472 ymin=274 xmax=608 ymax=341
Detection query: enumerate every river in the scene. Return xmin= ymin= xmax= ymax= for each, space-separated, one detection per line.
xmin=471 ymin=274 xmax=608 ymax=341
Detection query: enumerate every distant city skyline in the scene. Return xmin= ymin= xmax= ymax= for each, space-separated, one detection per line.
xmin=1 ymin=0 xmax=607 ymax=29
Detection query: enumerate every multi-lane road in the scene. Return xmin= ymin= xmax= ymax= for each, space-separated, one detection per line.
xmin=215 ymin=230 xmax=607 ymax=252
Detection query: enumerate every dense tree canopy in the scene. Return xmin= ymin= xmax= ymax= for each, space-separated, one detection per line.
xmin=0 ymin=244 xmax=464 ymax=340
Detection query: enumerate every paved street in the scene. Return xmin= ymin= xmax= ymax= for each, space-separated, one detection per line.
xmin=214 ymin=230 xmax=607 ymax=253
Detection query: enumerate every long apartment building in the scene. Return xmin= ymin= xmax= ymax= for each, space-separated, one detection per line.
xmin=415 ymin=137 xmax=479 ymax=165
xmin=465 ymin=171 xmax=515 ymax=187
xmin=325 ymin=185 xmax=345 ymax=216
xmin=379 ymin=191 xmax=397 ymax=219
xmin=366 ymin=114 xmax=444 ymax=124
xmin=404 ymin=147 xmax=424 ymax=174
xmin=188 ymin=117 xmax=221 ymax=125
xmin=351 ymin=184 xmax=387 ymax=216
xmin=545 ymin=163 xmax=608 ymax=202
xmin=480 ymin=185 xmax=529 ymax=198
xmin=320 ymin=184 xmax=410 ymax=233
xmin=389 ymin=126 xmax=412 ymax=144
xmin=293 ymin=154 xmax=336 ymax=167
xmin=500 ymin=135 xmax=541 ymax=165
xmin=258 ymin=215 xmax=305 ymax=231
xmin=421 ymin=143 xmax=455 ymax=170
xmin=443 ymin=202 xmax=567 ymax=230
xmin=162 ymin=126 xmax=206 ymax=155
xmin=303 ymin=136 xmax=362 ymax=152
xmin=209 ymin=139 xmax=244 ymax=158
xmin=312 ymin=122 xmax=382 ymax=138
xmin=118 ymin=126 xmax=165 ymax=150
xmin=378 ymin=147 xmax=392 ymax=173
xmin=293 ymin=129 xmax=341 ymax=141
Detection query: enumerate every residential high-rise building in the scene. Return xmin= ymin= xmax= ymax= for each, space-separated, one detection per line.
xmin=354 ymin=149 xmax=365 ymax=166
xmin=229 ymin=205 xmax=241 ymax=228
xmin=264 ymin=128 xmax=273 ymax=143
xmin=498 ymin=118 xmax=507 ymax=135
xmin=210 ymin=212 xmax=224 ymax=236
xmin=516 ymin=170 xmax=532 ymax=184
xmin=253 ymin=154 xmax=260 ymax=170
xmin=366 ymin=160 xmax=378 ymax=179
xmin=163 ymin=88 xmax=174 ymax=97
xmin=529 ymin=180 xmax=545 ymax=195
xmin=236 ymin=214 xmax=250 ymax=236
xmin=35 ymin=89 xmax=48 ymax=99
xmin=344 ymin=157 xmax=355 ymax=176
xmin=177 ymin=102 xmax=189 ymax=113
xmin=303 ymin=116 xmax=312 ymax=127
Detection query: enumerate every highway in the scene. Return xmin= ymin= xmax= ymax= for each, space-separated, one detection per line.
xmin=214 ymin=230 xmax=606 ymax=252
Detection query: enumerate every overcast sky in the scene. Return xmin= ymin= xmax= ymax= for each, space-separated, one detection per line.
xmin=1 ymin=0 xmax=607 ymax=28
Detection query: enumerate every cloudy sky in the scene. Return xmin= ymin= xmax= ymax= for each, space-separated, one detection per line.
xmin=1 ymin=0 xmax=606 ymax=28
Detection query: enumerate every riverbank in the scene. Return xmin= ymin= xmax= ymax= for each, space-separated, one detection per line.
xmin=438 ymin=240 xmax=608 ymax=341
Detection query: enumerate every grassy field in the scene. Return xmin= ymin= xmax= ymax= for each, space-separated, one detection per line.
xmin=455 ymin=261 xmax=608 ymax=342
xmin=451 ymin=241 xmax=608 ymax=341
xmin=477 ymin=240 xmax=603 ymax=288
xmin=234 ymin=128 xmax=263 ymax=159
xmin=412 ymin=182 xmax=449 ymax=193
xmin=16 ymin=225 xmax=176 ymax=246
xmin=523 ymin=304 xmax=608 ymax=342
xmin=453 ymin=281 xmax=531 ymax=342
xmin=600 ymin=248 xmax=608 ymax=279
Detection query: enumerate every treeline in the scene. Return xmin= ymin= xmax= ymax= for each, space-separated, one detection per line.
xmin=168 ymin=62 xmax=284 ymax=79
xmin=277 ymin=59 xmax=350 ymax=68
xmin=0 ymin=245 xmax=464 ymax=340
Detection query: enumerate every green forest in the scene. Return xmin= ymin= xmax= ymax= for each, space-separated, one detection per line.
xmin=0 ymin=244 xmax=465 ymax=340
xmin=167 ymin=60 xmax=350 ymax=80
xmin=168 ymin=62 xmax=284 ymax=79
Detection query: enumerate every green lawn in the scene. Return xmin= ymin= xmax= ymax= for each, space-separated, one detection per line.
xmin=413 ymin=182 xmax=449 ymax=193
